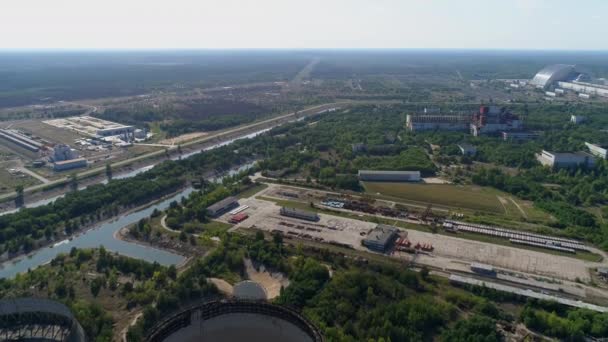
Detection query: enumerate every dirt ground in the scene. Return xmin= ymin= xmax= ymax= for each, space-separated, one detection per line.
xmin=158 ymin=132 xmax=209 ymax=145
xmin=244 ymin=258 xmax=290 ymax=299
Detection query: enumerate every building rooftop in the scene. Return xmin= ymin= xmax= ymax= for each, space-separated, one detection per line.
xmin=358 ymin=170 xmax=420 ymax=176
xmin=531 ymin=64 xmax=577 ymax=88
xmin=54 ymin=157 xmax=86 ymax=165
xmin=364 ymin=224 xmax=398 ymax=245
xmin=207 ymin=196 xmax=238 ymax=213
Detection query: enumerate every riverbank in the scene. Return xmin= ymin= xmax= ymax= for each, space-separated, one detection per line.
xmin=0 ymin=185 xmax=191 ymax=267
xmin=0 ymin=102 xmax=349 ymax=209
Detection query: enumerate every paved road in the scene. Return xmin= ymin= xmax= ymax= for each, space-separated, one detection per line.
xmin=17 ymin=167 xmax=50 ymax=184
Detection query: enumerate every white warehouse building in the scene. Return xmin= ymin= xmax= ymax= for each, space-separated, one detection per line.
xmin=585 ymin=142 xmax=608 ymax=159
xmin=536 ymin=150 xmax=595 ymax=169
xmin=358 ymin=170 xmax=421 ymax=182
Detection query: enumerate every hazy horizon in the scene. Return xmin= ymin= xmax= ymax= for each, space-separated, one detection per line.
xmin=2 ymin=0 xmax=607 ymax=50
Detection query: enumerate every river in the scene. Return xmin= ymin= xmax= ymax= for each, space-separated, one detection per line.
xmin=0 ymin=127 xmax=267 ymax=278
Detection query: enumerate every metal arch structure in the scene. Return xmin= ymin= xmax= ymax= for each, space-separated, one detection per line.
xmin=0 ymin=298 xmax=86 ymax=342
xmin=530 ymin=64 xmax=577 ymax=89
xmin=146 ymin=299 xmax=324 ymax=342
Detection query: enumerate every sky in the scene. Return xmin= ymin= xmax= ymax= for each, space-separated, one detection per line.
xmin=1 ymin=0 xmax=607 ymax=50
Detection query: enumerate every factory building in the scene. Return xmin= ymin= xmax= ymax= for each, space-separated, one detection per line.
xmin=502 ymin=131 xmax=541 ymax=142
xmin=0 ymin=129 xmax=43 ymax=152
xmin=53 ymin=158 xmax=87 ymax=172
xmin=530 ymin=64 xmax=577 ymax=89
xmin=457 ymin=143 xmax=476 ymax=156
xmin=358 ymin=170 xmax=421 ymax=182
xmin=558 ymin=81 xmax=608 ymax=98
xmin=52 ymin=144 xmax=79 ymax=162
xmin=407 ymin=106 xmax=524 ymax=137
xmin=470 ymin=106 xmax=522 ymax=136
xmin=279 ymin=207 xmax=319 ymax=222
xmin=536 ymin=150 xmax=595 ymax=169
xmin=362 ymin=224 xmax=398 ymax=252
xmin=571 ymin=115 xmax=586 ymax=124
xmin=585 ymin=142 xmax=608 ymax=159
xmin=406 ymin=114 xmax=470 ymax=132
xmin=206 ymin=196 xmax=239 ymax=217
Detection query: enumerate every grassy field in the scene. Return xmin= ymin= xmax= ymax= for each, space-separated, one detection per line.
xmin=237 ymin=183 xmax=268 ymax=199
xmin=363 ymin=182 xmax=536 ymax=217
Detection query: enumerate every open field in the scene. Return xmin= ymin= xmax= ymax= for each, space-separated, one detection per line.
xmin=363 ymin=182 xmax=534 ymax=217
xmin=0 ymin=160 xmax=40 ymax=193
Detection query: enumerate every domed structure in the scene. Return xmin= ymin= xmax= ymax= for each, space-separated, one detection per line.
xmin=147 ymin=299 xmax=323 ymax=342
xmin=530 ymin=64 xmax=577 ymax=88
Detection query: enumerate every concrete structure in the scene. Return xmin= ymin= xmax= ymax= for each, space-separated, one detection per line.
xmin=207 ymin=196 xmax=239 ymax=217
xmin=362 ymin=224 xmax=398 ymax=252
xmin=457 ymin=143 xmax=476 ymax=156
xmin=470 ymin=106 xmax=522 ymax=136
xmin=134 ymin=128 xmax=147 ymax=139
xmin=530 ymin=64 xmax=577 ymax=88
xmin=470 ymin=262 xmax=496 ymax=276
xmin=558 ymin=81 xmax=608 ymax=98
xmin=585 ymin=142 xmax=608 ymax=159
xmin=579 ymin=93 xmax=591 ymax=99
xmin=0 ymin=129 xmax=43 ymax=152
xmin=571 ymin=115 xmax=586 ymax=124
xmin=53 ymin=158 xmax=87 ymax=172
xmin=536 ymin=150 xmax=595 ymax=169
xmin=147 ymin=300 xmax=323 ymax=342
xmin=501 ymin=131 xmax=541 ymax=142
xmin=44 ymin=115 xmax=135 ymax=139
xmin=358 ymin=170 xmax=421 ymax=182
xmin=0 ymin=298 xmax=86 ymax=342
xmin=406 ymin=114 xmax=470 ymax=132
xmin=52 ymin=144 xmax=78 ymax=162
xmin=280 ymin=207 xmax=319 ymax=222
xmin=545 ymin=91 xmax=557 ymax=97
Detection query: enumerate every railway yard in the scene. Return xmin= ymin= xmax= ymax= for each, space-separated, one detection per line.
xmin=213 ymin=182 xmax=608 ymax=309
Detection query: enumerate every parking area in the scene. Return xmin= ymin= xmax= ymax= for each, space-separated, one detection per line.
xmin=222 ymin=196 xmax=375 ymax=250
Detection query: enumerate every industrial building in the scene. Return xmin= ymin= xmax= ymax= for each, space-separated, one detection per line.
xmin=470 ymin=106 xmax=522 ymax=136
xmin=0 ymin=129 xmax=43 ymax=152
xmin=558 ymin=81 xmax=608 ymax=98
xmin=207 ymin=196 xmax=239 ymax=217
xmin=53 ymin=158 xmax=87 ymax=172
xmin=52 ymin=144 xmax=79 ymax=162
xmin=358 ymin=170 xmax=421 ymax=182
xmin=536 ymin=150 xmax=595 ymax=169
xmin=406 ymin=113 xmax=470 ymax=132
xmin=530 ymin=64 xmax=577 ymax=89
xmin=457 ymin=143 xmax=476 ymax=156
xmin=501 ymin=131 xmax=541 ymax=142
xmin=44 ymin=116 xmax=135 ymax=139
xmin=407 ymin=106 xmax=523 ymax=137
xmin=279 ymin=207 xmax=319 ymax=222
xmin=529 ymin=64 xmax=608 ymax=97
xmin=585 ymin=142 xmax=608 ymax=159
xmin=362 ymin=224 xmax=398 ymax=252
xmin=571 ymin=115 xmax=586 ymax=124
